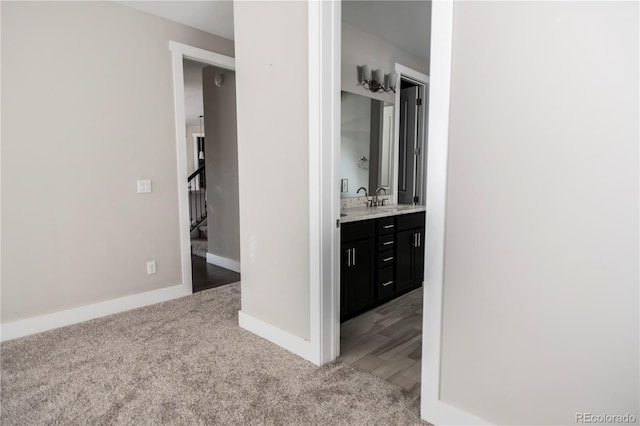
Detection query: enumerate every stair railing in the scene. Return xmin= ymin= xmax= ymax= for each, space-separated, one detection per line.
xmin=188 ymin=165 xmax=206 ymax=231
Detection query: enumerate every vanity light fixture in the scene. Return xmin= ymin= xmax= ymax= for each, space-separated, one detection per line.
xmin=358 ymin=65 xmax=397 ymax=93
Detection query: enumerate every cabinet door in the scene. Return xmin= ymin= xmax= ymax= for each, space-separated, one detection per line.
xmin=396 ymin=229 xmax=416 ymax=292
xmin=343 ymin=239 xmax=375 ymax=316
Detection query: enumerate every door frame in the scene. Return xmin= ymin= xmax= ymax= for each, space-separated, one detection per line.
xmin=392 ymin=65 xmax=429 ymax=206
xmin=169 ymin=41 xmax=235 ymax=295
xmin=310 ymin=1 xmax=487 ymax=424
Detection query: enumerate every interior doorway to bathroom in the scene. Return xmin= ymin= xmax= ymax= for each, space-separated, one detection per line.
xmin=337 ymin=0 xmax=431 ymax=400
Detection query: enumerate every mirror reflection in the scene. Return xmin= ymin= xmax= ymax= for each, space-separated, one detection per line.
xmin=340 ymin=91 xmax=394 ymax=199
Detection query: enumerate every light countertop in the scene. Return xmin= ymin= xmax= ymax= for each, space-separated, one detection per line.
xmin=340 ymin=205 xmax=426 ymax=224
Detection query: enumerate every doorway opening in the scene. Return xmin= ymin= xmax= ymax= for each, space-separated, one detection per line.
xmin=336 ymin=1 xmax=431 ymax=400
xmin=183 ymin=58 xmax=240 ymax=293
xmin=170 ymin=42 xmax=240 ymax=295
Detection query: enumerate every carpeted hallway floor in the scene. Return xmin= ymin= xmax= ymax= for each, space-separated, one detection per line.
xmin=1 ymin=283 xmax=424 ymax=425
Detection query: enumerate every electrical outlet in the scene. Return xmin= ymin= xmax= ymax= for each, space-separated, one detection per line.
xmin=341 ymin=179 xmax=348 ymax=193
xmin=137 ymin=180 xmax=152 ymax=193
xmin=146 ymin=260 xmax=157 ymax=275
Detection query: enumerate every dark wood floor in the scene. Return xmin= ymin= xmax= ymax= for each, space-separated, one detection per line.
xmin=191 ymin=255 xmax=241 ymax=293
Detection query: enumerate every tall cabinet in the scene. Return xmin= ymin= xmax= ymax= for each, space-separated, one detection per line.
xmin=396 ymin=213 xmax=425 ymax=293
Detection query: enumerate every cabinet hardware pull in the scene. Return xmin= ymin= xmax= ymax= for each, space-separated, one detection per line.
xmin=347 ymin=249 xmax=351 ymax=267
xmin=413 ymin=233 xmax=417 ymax=247
xmin=383 ymin=224 xmax=394 ymax=229
xmin=418 ymin=233 xmax=421 ymax=247
xmin=353 ymin=248 xmax=356 ymax=265
xmin=383 ymin=257 xmax=393 ymax=262
xmin=383 ymin=241 xmax=394 ymax=246
xmin=382 ymin=281 xmax=393 ymax=287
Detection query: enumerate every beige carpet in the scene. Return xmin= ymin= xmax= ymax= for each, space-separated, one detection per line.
xmin=1 ymin=283 xmax=423 ymax=425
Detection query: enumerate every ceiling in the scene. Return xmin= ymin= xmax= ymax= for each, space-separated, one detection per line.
xmin=342 ymin=1 xmax=431 ymax=65
xmin=118 ymin=1 xmax=430 ymax=66
xmin=118 ymin=1 xmax=430 ymax=127
xmin=118 ymin=1 xmax=234 ymax=40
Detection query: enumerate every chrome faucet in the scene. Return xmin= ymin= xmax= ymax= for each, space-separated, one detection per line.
xmin=356 ymin=187 xmax=368 ymax=197
xmin=374 ymin=187 xmax=387 ymax=207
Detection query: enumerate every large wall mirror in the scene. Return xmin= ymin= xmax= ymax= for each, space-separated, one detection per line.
xmin=340 ymin=91 xmax=394 ymax=199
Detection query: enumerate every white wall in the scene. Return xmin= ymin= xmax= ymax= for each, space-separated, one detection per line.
xmin=1 ymin=1 xmax=234 ymax=323
xmin=440 ymin=1 xmax=639 ymax=424
xmin=234 ymin=1 xmax=310 ymax=340
xmin=203 ymin=66 xmax=240 ymax=264
xmin=186 ymin=125 xmax=201 ymax=175
xmin=340 ymin=92 xmax=371 ymax=198
xmin=341 ymin=23 xmax=428 ymax=104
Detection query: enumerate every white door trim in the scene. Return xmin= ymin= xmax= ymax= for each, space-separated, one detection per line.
xmin=420 ymin=2 xmax=491 ymax=424
xmin=308 ymin=0 xmax=341 ymax=366
xmin=392 ymin=64 xmax=429 ymax=206
xmin=169 ymin=41 xmax=235 ymax=296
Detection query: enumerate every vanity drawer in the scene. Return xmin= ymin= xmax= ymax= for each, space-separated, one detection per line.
xmin=396 ymin=212 xmax=426 ymax=231
xmin=342 ymin=219 xmax=376 ymax=243
xmin=378 ymin=234 xmax=395 ymax=251
xmin=377 ymin=217 xmax=396 ymax=235
xmin=378 ymin=250 xmax=395 ymax=268
xmin=377 ymin=267 xmax=395 ymax=300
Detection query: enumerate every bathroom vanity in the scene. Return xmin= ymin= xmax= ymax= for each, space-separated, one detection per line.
xmin=340 ymin=206 xmax=425 ymax=321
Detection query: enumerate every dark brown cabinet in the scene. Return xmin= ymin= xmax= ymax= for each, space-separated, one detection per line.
xmin=396 ymin=212 xmax=425 ymax=293
xmin=340 ymin=211 xmax=425 ymax=321
xmin=341 ymin=238 xmax=375 ymax=317
xmin=341 ymin=220 xmax=376 ymax=321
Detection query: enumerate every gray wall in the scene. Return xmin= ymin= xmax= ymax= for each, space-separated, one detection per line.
xmin=1 ymin=1 xmax=234 ymax=323
xmin=440 ymin=1 xmax=639 ymax=424
xmin=202 ymin=66 xmax=240 ymax=263
xmin=341 ymin=23 xmax=428 ymax=104
xmin=234 ymin=0 xmax=310 ymax=340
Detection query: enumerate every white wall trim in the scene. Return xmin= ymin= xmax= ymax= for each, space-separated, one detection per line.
xmin=420 ymin=2 xmax=492 ymax=425
xmin=1 ymin=284 xmax=190 ymax=342
xmin=169 ymin=41 xmax=236 ymax=297
xmin=423 ymin=400 xmax=492 ymax=426
xmin=206 ymin=252 xmax=240 ymax=274
xmin=395 ymin=63 xmax=430 ymax=85
xmin=170 ymin=41 xmax=235 ymax=71
xmin=308 ymin=0 xmax=341 ymax=366
xmin=238 ymin=311 xmax=314 ymax=362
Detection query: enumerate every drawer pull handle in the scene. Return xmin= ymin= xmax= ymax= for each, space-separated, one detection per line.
xmin=383 ymin=224 xmax=394 ymax=229
xmin=382 ymin=257 xmax=394 ymax=262
xmin=382 ymin=281 xmax=394 ymax=287
xmin=383 ymin=241 xmax=394 ymax=246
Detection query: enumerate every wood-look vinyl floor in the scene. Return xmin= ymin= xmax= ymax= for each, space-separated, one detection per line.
xmin=339 ymin=288 xmax=423 ymax=398
xmin=191 ymin=255 xmax=241 ymax=293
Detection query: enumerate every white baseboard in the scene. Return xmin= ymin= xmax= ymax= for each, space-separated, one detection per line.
xmin=422 ymin=399 xmax=493 ymax=426
xmin=206 ymin=252 xmax=241 ymax=273
xmin=1 ymin=284 xmax=191 ymax=342
xmin=238 ymin=311 xmax=316 ymax=364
